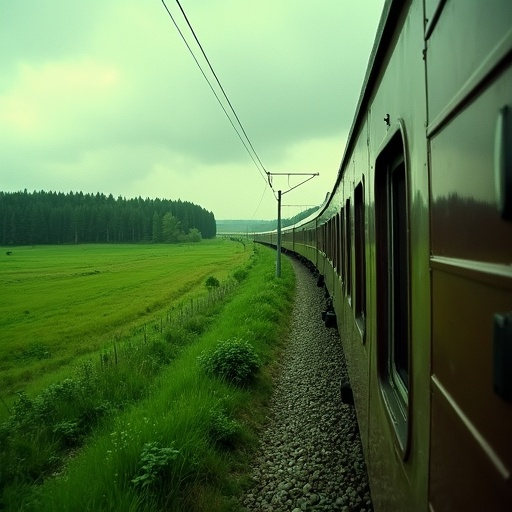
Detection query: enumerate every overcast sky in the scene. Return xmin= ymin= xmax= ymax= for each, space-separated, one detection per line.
xmin=1 ymin=0 xmax=384 ymax=221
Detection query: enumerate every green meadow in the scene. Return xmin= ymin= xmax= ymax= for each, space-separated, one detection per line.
xmin=0 ymin=241 xmax=296 ymax=511
xmin=0 ymin=240 xmax=249 ymax=399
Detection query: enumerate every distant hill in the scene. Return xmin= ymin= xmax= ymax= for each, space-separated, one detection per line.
xmin=217 ymin=206 xmax=318 ymax=234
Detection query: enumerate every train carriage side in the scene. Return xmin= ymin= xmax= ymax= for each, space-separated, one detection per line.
xmin=338 ymin=0 xmax=512 ymax=509
xmin=425 ymin=1 xmax=512 ymax=510
xmin=379 ymin=4 xmax=429 ymax=512
xmin=253 ymin=1 xmax=512 ymax=510
xmin=288 ymin=216 xmax=319 ymax=268
xmin=339 ymin=1 xmax=512 ymax=509
xmin=281 ymin=224 xmax=295 ymax=254
xmin=315 ymin=204 xmax=339 ymax=292
xmin=321 ymin=1 xmax=432 ymax=509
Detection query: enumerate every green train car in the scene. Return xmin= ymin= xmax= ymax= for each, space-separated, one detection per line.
xmin=255 ymin=1 xmax=512 ymax=510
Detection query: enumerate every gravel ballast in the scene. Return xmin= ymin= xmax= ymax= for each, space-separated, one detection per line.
xmin=240 ymin=257 xmax=373 ymax=512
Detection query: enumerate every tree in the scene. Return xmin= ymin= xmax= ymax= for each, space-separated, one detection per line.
xmin=152 ymin=212 xmax=163 ymax=243
xmin=188 ymin=228 xmax=202 ymax=242
xmin=162 ymin=212 xmax=181 ymax=243
xmin=0 ymin=190 xmax=217 ymax=244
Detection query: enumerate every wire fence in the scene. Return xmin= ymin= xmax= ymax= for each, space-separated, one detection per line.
xmin=99 ymin=279 xmax=239 ymax=368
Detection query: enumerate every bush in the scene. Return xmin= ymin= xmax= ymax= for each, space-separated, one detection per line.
xmin=163 ymin=326 xmax=190 ymax=347
xmin=232 ymin=269 xmax=248 ymax=283
xmin=53 ymin=420 xmax=82 ymax=447
xmin=131 ymin=441 xmax=180 ymax=490
xmin=147 ymin=339 xmax=173 ymax=365
xmin=183 ymin=315 xmax=210 ymax=335
xmin=198 ymin=338 xmax=260 ymax=386
xmin=205 ymin=276 xmax=220 ymax=290
xmin=207 ymin=408 xmax=240 ymax=447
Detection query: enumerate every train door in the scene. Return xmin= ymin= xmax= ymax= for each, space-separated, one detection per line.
xmin=427 ymin=1 xmax=512 ymax=510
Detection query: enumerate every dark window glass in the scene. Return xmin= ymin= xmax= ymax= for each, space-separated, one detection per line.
xmin=355 ymin=183 xmax=366 ymax=334
xmin=345 ymin=199 xmax=352 ymax=299
xmin=340 ymin=208 xmax=345 ymax=286
xmin=390 ymin=163 xmax=409 ymax=389
xmin=335 ymin=213 xmax=341 ymax=275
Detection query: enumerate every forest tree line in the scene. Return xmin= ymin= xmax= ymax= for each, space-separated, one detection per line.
xmin=0 ymin=190 xmax=217 ymax=245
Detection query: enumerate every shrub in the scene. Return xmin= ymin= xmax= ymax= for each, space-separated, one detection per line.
xmin=147 ymin=339 xmax=173 ymax=365
xmin=205 ymin=276 xmax=220 ymax=289
xmin=232 ymin=268 xmax=248 ymax=283
xmin=183 ymin=315 xmax=209 ymax=335
xmin=131 ymin=441 xmax=180 ymax=490
xmin=53 ymin=420 xmax=82 ymax=447
xmin=207 ymin=408 xmax=241 ymax=448
xmin=198 ymin=338 xmax=260 ymax=386
xmin=164 ymin=326 xmax=190 ymax=346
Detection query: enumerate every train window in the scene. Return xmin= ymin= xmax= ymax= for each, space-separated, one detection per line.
xmin=345 ymin=198 xmax=352 ymax=300
xmin=375 ymin=131 xmax=411 ymax=457
xmin=390 ymin=163 xmax=409 ymax=389
xmin=355 ymin=182 xmax=366 ymax=337
xmin=327 ymin=220 xmax=332 ymax=262
xmin=341 ymin=211 xmax=345 ymax=281
xmin=333 ymin=219 xmax=336 ymax=263
xmin=335 ymin=213 xmax=341 ymax=275
xmin=332 ymin=218 xmax=336 ymax=266
xmin=326 ymin=223 xmax=329 ymax=256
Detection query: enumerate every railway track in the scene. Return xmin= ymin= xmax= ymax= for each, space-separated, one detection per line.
xmin=240 ymin=256 xmax=372 ymax=512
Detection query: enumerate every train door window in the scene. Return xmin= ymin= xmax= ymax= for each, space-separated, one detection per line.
xmin=355 ymin=182 xmax=366 ymax=337
xmin=326 ymin=223 xmax=329 ymax=255
xmin=332 ymin=217 xmax=336 ymax=269
xmin=327 ymin=220 xmax=331 ymax=262
xmin=335 ymin=213 xmax=341 ymax=275
xmin=331 ymin=218 xmax=336 ymax=265
xmin=389 ymin=161 xmax=409 ymax=388
xmin=340 ymin=208 xmax=345 ymax=287
xmin=345 ymin=198 xmax=352 ymax=300
xmin=375 ymin=131 xmax=410 ymax=457
xmin=327 ymin=220 xmax=332 ymax=261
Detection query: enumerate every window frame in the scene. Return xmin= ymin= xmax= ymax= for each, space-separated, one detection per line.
xmin=345 ymin=198 xmax=352 ymax=301
xmin=340 ymin=207 xmax=345 ymax=288
xmin=354 ymin=180 xmax=367 ymax=339
xmin=375 ymin=124 xmax=412 ymax=459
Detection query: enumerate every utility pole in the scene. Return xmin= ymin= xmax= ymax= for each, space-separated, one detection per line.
xmin=267 ymin=172 xmax=319 ymax=277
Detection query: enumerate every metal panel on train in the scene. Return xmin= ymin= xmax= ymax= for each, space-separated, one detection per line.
xmin=427 ymin=1 xmax=512 ymax=510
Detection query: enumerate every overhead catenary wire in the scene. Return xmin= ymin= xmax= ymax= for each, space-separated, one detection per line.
xmin=249 ymin=181 xmax=270 ymax=221
xmin=160 ymin=0 xmax=272 ymax=191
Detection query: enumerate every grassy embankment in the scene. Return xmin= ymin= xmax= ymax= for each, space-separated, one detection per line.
xmin=0 ymin=241 xmax=296 ymax=511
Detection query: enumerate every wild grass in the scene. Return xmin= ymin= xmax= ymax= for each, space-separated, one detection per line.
xmin=0 ymin=240 xmax=249 ymax=400
xmin=0 ymin=243 xmax=296 ymax=511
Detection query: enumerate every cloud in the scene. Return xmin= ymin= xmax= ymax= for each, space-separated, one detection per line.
xmin=1 ymin=60 xmax=122 ymax=143
xmin=0 ymin=0 xmax=384 ymax=219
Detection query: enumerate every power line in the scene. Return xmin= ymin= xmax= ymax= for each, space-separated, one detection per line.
xmin=173 ymin=0 xmax=269 ymax=180
xmin=160 ymin=0 xmax=272 ymax=190
xmin=249 ymin=181 xmax=269 ymax=220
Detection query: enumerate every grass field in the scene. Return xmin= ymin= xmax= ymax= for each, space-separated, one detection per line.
xmin=0 ymin=242 xmax=296 ymax=511
xmin=0 ymin=240 xmax=250 ymax=399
